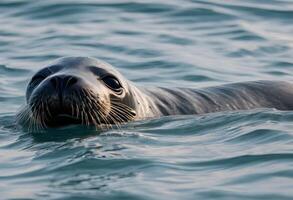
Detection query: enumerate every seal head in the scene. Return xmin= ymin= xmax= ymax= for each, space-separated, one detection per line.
xmin=18 ymin=57 xmax=153 ymax=130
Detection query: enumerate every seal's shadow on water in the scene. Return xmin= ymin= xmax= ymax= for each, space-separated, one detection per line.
xmin=27 ymin=122 xmax=142 ymax=143
xmin=28 ymin=125 xmax=104 ymax=142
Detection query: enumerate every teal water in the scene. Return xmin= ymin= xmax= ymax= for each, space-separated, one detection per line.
xmin=1 ymin=0 xmax=293 ymax=199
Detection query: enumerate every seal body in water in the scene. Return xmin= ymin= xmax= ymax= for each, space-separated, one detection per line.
xmin=17 ymin=56 xmax=293 ymax=130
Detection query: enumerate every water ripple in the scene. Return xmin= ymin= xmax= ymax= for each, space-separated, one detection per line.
xmin=1 ymin=0 xmax=293 ymax=199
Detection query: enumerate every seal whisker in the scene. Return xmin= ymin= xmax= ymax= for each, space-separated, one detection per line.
xmin=17 ymin=106 xmax=35 ymax=132
xmin=73 ymin=92 xmax=80 ymax=120
xmin=77 ymin=92 xmax=85 ymax=126
xmin=71 ymin=99 xmax=75 ymax=117
xmin=31 ymin=101 xmax=41 ymax=132
xmin=97 ymin=104 xmax=113 ymax=130
xmin=83 ymin=90 xmax=99 ymax=126
xmin=109 ymin=108 xmax=125 ymax=124
xmin=89 ymin=110 xmax=100 ymax=130
xmin=40 ymin=101 xmax=47 ymax=129
xmin=93 ymin=109 xmax=104 ymax=129
xmin=110 ymin=106 xmax=132 ymax=122
xmin=111 ymin=100 xmax=136 ymax=115
xmin=93 ymin=109 xmax=103 ymax=130
xmin=110 ymin=103 xmax=136 ymax=120
xmin=80 ymin=90 xmax=92 ymax=127
xmin=37 ymin=99 xmax=45 ymax=130
xmin=33 ymin=101 xmax=43 ymax=132
xmin=106 ymin=108 xmax=123 ymax=130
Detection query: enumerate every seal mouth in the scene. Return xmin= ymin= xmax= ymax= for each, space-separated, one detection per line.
xmin=24 ymin=87 xmax=137 ymax=129
xmin=47 ymin=114 xmax=82 ymax=127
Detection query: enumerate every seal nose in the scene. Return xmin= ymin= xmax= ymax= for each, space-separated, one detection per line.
xmin=50 ymin=75 xmax=78 ymax=90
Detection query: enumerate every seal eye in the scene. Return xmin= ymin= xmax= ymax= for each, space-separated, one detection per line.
xmin=102 ymin=76 xmax=122 ymax=92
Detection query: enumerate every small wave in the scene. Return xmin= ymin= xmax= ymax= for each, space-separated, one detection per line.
xmin=180 ymin=153 xmax=293 ymax=169
xmin=0 ymin=64 xmax=30 ymax=75
xmin=100 ymin=130 xmax=156 ymax=140
xmin=227 ymin=129 xmax=292 ymax=144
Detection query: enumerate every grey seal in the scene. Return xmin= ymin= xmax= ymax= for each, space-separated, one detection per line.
xmin=17 ymin=56 xmax=293 ymax=130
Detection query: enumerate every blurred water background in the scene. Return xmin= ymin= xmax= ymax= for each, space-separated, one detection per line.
xmin=1 ymin=0 xmax=293 ymax=199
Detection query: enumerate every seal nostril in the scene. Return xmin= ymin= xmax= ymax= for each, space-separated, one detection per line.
xmin=64 ymin=76 xmax=78 ymax=88
xmin=50 ymin=77 xmax=59 ymax=89
xmin=49 ymin=75 xmax=78 ymax=89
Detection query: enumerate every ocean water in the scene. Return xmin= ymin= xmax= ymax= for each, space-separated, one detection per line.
xmin=1 ymin=0 xmax=293 ymax=199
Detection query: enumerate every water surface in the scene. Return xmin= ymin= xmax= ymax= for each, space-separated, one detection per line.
xmin=1 ymin=0 xmax=293 ymax=199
